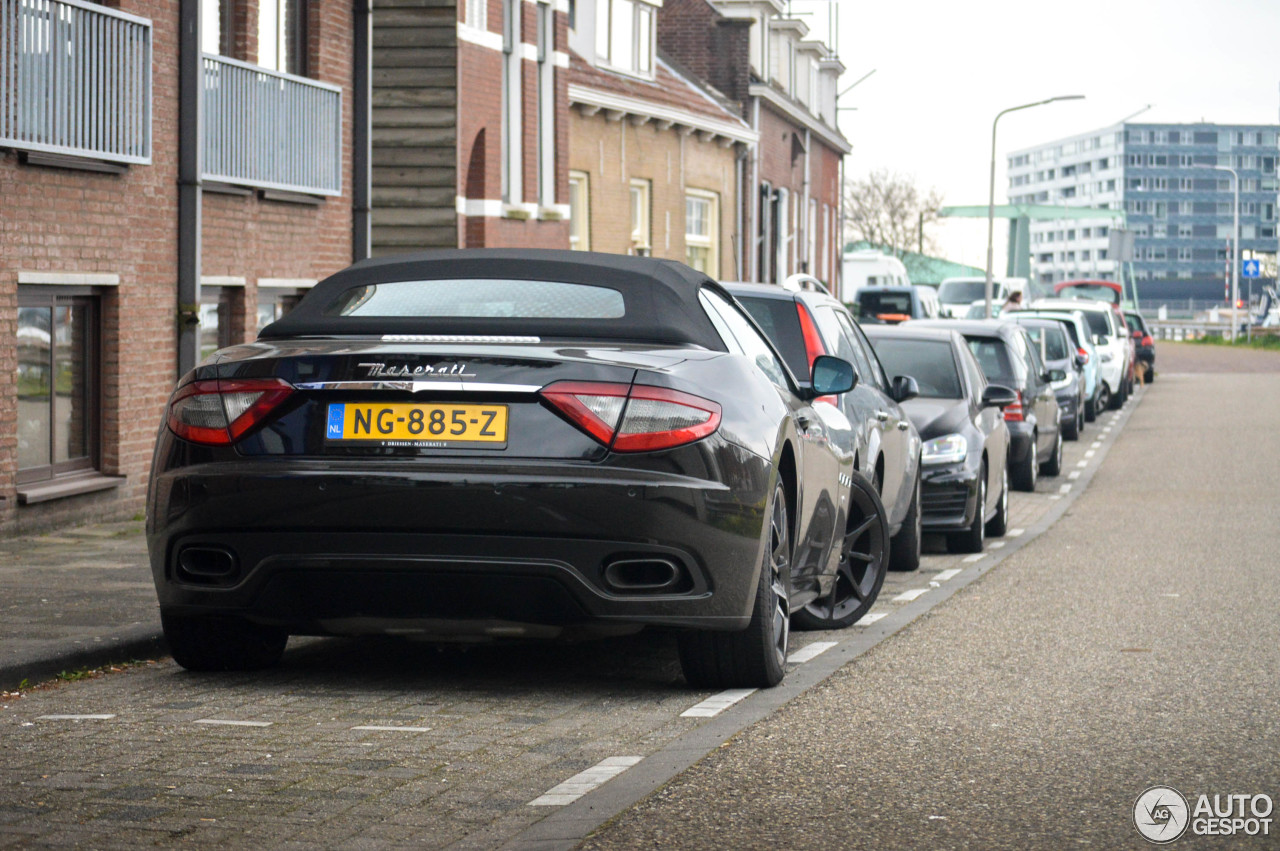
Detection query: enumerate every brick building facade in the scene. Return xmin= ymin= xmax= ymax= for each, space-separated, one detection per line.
xmin=1 ymin=0 xmax=356 ymax=532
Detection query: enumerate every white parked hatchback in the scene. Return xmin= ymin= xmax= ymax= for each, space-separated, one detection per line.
xmin=1026 ymin=297 xmax=1132 ymax=410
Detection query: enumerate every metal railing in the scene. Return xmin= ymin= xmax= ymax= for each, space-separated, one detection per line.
xmin=202 ymin=54 xmax=342 ymax=196
xmin=0 ymin=0 xmax=151 ymax=163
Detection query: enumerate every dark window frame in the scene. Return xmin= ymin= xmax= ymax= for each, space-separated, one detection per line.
xmin=16 ymin=286 xmax=102 ymax=486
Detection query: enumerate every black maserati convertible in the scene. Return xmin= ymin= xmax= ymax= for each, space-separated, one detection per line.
xmin=147 ymin=250 xmax=866 ymax=688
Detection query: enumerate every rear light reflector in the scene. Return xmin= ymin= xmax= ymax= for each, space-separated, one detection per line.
xmin=540 ymin=381 xmax=721 ymax=453
xmin=1003 ymin=391 xmax=1025 ymax=422
xmin=795 ymin=302 xmax=837 ymax=405
xmin=167 ymin=378 xmax=294 ymax=445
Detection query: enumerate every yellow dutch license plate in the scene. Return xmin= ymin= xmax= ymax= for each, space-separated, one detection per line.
xmin=326 ymin=403 xmax=508 ymax=447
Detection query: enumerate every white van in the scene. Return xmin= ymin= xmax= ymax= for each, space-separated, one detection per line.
xmin=937 ymin=276 xmax=1026 ymax=317
xmin=842 ymin=250 xmax=910 ymax=295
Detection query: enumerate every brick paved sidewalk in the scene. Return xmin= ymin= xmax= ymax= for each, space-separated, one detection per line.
xmin=0 ymin=520 xmax=162 ymax=690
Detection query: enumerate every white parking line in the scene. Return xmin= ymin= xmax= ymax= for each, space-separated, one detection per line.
xmin=787 ymin=641 xmax=838 ymax=664
xmin=857 ymin=612 xmax=887 ymax=626
xmin=1084 ymin=450 xmax=1096 ymax=458
xmin=1103 ymin=427 xmax=1112 ymax=433
xmin=988 ymin=541 xmax=1005 ymax=549
xmin=1059 ymin=484 xmax=1072 ymax=494
xmin=194 ymin=719 xmax=272 ymax=728
xmin=529 ymin=756 xmax=644 ymax=806
xmin=1068 ymin=471 xmax=1080 ymax=480
xmin=962 ymin=554 xmax=984 ymax=563
xmin=680 ymin=689 xmax=757 ymax=718
xmin=1007 ymin=528 xmax=1025 ymax=537
xmin=892 ymin=588 xmax=929 ymax=602
xmin=1077 ymin=460 xmax=1088 ymax=468
xmin=1091 ymin=441 xmax=1102 ymax=449
xmin=351 ymin=725 xmax=432 ymax=733
xmin=37 ymin=714 xmax=115 ymax=721
xmin=934 ymin=568 xmax=962 ymax=581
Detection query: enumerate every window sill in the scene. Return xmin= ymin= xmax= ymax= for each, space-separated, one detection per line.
xmin=18 ymin=473 xmax=126 ymax=506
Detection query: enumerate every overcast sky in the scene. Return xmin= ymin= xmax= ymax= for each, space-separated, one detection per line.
xmin=794 ymin=0 xmax=1280 ymax=268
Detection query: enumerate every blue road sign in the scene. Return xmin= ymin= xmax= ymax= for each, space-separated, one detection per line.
xmin=1242 ymin=259 xmax=1261 ymax=278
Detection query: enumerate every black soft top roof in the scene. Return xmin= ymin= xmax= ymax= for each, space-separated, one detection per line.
xmin=259 ymin=249 xmax=729 ymax=350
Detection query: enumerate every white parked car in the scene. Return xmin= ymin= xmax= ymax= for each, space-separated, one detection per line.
xmin=1026 ymin=298 xmax=1131 ymax=410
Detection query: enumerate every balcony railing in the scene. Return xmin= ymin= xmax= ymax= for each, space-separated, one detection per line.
xmin=0 ymin=0 xmax=151 ymax=164
xmin=202 ymin=54 xmax=342 ymax=196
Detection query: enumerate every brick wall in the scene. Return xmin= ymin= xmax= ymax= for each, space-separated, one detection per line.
xmin=454 ymin=0 xmax=569 ymax=249
xmin=656 ymin=0 xmax=751 ymax=111
xmin=569 ymin=110 xmax=738 ymax=275
xmin=0 ymin=0 xmax=355 ymax=534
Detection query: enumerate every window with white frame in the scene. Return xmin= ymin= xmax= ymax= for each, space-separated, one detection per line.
xmin=685 ymin=190 xmax=719 ymax=277
xmin=569 ymin=171 xmax=590 ymax=250
xmin=536 ymin=1 xmax=555 ymax=206
xmin=17 ymin=289 xmax=101 ymax=485
xmin=596 ymin=0 xmax=655 ymax=77
xmin=258 ymin=0 xmax=307 ymax=74
xmin=630 ymin=179 xmax=651 ymax=254
xmin=501 ymin=0 xmax=522 ymax=204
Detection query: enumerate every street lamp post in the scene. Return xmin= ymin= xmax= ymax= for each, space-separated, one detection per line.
xmin=985 ymin=95 xmax=1086 ymax=318
xmin=1196 ymin=164 xmax=1240 ymax=341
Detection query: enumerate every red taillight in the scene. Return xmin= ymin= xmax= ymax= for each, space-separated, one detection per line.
xmin=1141 ymin=335 xmax=1154 ymax=347
xmin=166 ymin=378 xmax=295 ymax=445
xmin=540 ymin=381 xmax=722 ymax=453
xmin=795 ymin=302 xmax=837 ymax=405
xmin=1003 ymin=391 xmax=1024 ymax=422
xmin=1076 ymin=347 xmax=1090 ymax=364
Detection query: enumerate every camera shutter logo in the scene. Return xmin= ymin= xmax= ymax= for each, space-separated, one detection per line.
xmin=1134 ymin=786 xmax=1190 ymax=843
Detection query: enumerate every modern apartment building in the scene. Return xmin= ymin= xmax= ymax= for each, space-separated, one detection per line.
xmin=1007 ymin=122 xmax=1279 ymax=296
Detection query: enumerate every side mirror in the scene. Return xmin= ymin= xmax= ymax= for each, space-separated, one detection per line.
xmin=1046 ymin=368 xmax=1067 ymax=383
xmin=890 ymin=375 xmax=919 ymax=403
xmin=1093 ymin=334 xmax=1106 ymax=346
xmin=1074 ymin=353 xmax=1088 ymax=368
xmin=810 ymin=355 xmax=856 ymax=396
xmin=981 ymin=384 xmax=1019 ymax=409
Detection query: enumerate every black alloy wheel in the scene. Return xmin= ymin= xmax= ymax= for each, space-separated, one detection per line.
xmin=947 ymin=463 xmax=986 ymax=554
xmin=679 ymin=480 xmax=791 ymax=688
xmin=1094 ymin=384 xmax=1111 ymax=416
xmin=1063 ymin=403 xmax=1081 ymax=441
xmin=794 ymin=471 xmax=890 ymax=629
xmin=887 ymin=469 xmax=922 ymax=573
xmin=1041 ymin=429 xmax=1063 ymax=477
xmin=163 ymin=614 xmax=288 ymax=672
xmin=985 ymin=462 xmax=1008 ymax=538
xmin=1011 ymin=434 xmax=1038 ymax=492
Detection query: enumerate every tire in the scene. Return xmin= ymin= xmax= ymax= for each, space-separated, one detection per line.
xmin=1146 ymin=368 xmax=1156 ymax=384
xmin=678 ymin=480 xmax=791 ymax=688
xmin=1085 ymin=389 xmax=1099 ymax=422
xmin=947 ymin=463 xmax=986 ymax=554
xmin=1111 ymin=379 xmax=1126 ymax=409
xmin=1095 ymin=383 xmax=1112 ymax=414
xmin=985 ymin=462 xmax=1008 ymax=538
xmin=1062 ymin=409 xmax=1080 ymax=441
xmin=887 ymin=470 xmax=921 ymax=573
xmin=1010 ymin=436 xmax=1038 ymax=492
xmin=163 ymin=613 xmax=288 ymax=672
xmin=794 ymin=471 xmax=890 ymax=629
xmin=1040 ymin=429 xmax=1063 ymax=477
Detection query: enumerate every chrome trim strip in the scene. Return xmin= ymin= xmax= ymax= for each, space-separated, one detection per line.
xmin=379 ymin=334 xmax=543 ymax=344
xmin=293 ymin=380 xmax=542 ymax=394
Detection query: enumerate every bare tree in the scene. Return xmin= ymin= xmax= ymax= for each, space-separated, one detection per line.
xmin=843 ymin=169 xmax=944 ymax=257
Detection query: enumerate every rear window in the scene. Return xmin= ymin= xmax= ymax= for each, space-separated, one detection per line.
xmin=1058 ymin=283 xmax=1119 ymax=304
xmin=965 ymin=336 xmax=1018 ymax=385
xmin=857 ymin=291 xmax=913 ymax=315
xmin=869 ymin=338 xmax=962 ymax=399
xmin=1043 ymin=308 xmax=1108 ymax=337
xmin=737 ymin=296 xmax=810 ymax=379
xmin=324 ymin=279 xmax=626 ymax=319
xmin=1019 ymin=324 xmax=1070 ymax=360
xmin=938 ymin=281 xmax=986 ymax=303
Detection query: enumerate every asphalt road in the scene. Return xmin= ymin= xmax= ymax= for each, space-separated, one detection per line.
xmin=580 ymin=350 xmax=1280 ymax=848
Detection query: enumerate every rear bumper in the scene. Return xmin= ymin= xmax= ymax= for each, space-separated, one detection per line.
xmin=148 ymin=450 xmax=771 ymax=635
xmin=1007 ymin=424 xmax=1035 ymax=465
